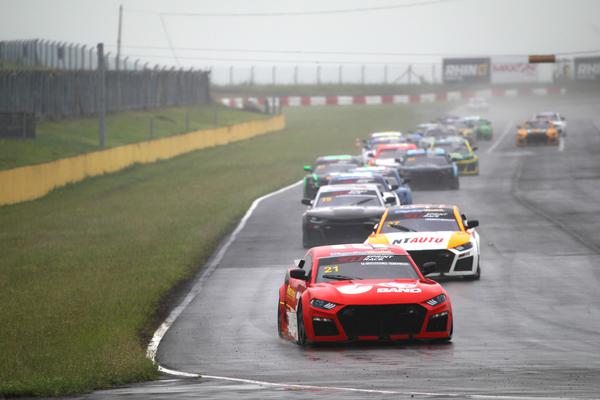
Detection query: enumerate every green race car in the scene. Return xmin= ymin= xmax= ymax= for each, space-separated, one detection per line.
xmin=462 ymin=116 xmax=493 ymax=140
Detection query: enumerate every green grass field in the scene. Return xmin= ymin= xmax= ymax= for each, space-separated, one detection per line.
xmin=0 ymin=104 xmax=265 ymax=170
xmin=0 ymin=102 xmax=445 ymax=396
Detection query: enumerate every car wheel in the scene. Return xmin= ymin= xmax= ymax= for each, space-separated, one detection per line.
xmin=296 ymin=304 xmax=307 ymax=346
xmin=464 ymin=264 xmax=481 ymax=281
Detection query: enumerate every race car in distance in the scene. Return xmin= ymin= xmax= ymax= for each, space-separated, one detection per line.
xmin=329 ymin=172 xmax=400 ymax=206
xmin=467 ymin=96 xmax=489 ymax=111
xmin=361 ymin=132 xmax=406 ymax=163
xmin=534 ymin=111 xmax=567 ymax=136
xmin=462 ymin=116 xmax=493 ymax=140
xmin=301 ymin=184 xmax=392 ymax=248
xmin=303 ymin=155 xmax=362 ymax=200
xmin=352 ymin=166 xmax=413 ymax=205
xmin=278 ymin=243 xmax=453 ymax=345
xmin=398 ymin=149 xmax=459 ymax=190
xmin=516 ymin=119 xmax=559 ymax=146
xmin=422 ymin=136 xmax=479 ymax=176
xmin=366 ymin=204 xmax=481 ymax=279
xmin=370 ymin=143 xmax=418 ymax=168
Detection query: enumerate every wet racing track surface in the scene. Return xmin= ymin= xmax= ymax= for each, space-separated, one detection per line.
xmin=77 ymin=95 xmax=600 ymax=399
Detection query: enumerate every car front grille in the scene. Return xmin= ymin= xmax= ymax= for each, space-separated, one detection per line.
xmin=338 ymin=304 xmax=426 ymax=338
xmin=408 ymin=249 xmax=455 ymax=273
xmin=454 ymin=255 xmax=474 ymax=271
xmin=426 ymin=314 xmax=449 ymax=332
xmin=312 ymin=319 xmax=339 ymax=336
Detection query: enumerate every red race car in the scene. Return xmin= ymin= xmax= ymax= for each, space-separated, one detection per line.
xmin=277 ymin=243 xmax=452 ymax=345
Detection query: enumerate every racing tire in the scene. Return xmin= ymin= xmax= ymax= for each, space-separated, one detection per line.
xmin=277 ymin=296 xmax=284 ymax=338
xmin=296 ymin=304 xmax=307 ymax=346
xmin=302 ymin=229 xmax=318 ymax=249
xmin=464 ymin=264 xmax=481 ymax=281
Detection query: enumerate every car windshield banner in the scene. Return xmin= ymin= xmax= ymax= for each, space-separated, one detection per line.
xmin=574 ymin=56 xmax=600 ymax=80
xmin=442 ymin=58 xmax=491 ymax=83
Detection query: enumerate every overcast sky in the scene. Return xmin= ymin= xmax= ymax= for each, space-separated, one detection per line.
xmin=1 ymin=0 xmax=599 ymax=83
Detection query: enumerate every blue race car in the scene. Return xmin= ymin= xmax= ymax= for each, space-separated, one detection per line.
xmin=351 ymin=166 xmax=413 ymax=205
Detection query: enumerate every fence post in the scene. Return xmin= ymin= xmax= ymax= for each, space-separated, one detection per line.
xmin=250 ymin=65 xmax=255 ymax=85
xmin=316 ymin=64 xmax=321 ymax=85
xmin=293 ymin=65 xmax=298 ymax=85
xmin=361 ymin=64 xmax=365 ymax=85
xmin=229 ymin=65 xmax=233 ymax=85
xmin=338 ymin=64 xmax=343 ymax=85
xmin=384 ymin=64 xmax=389 ymax=84
xmin=97 ymin=43 xmax=106 ymax=147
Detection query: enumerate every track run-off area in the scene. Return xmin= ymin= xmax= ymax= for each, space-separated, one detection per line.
xmin=76 ymin=94 xmax=600 ymax=400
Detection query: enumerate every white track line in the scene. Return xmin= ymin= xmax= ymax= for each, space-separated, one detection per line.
xmin=487 ymin=119 xmax=514 ymax=154
xmin=146 ymin=180 xmax=302 ymax=363
xmin=558 ymin=137 xmax=565 ymax=152
xmin=188 ymin=374 xmax=593 ymax=400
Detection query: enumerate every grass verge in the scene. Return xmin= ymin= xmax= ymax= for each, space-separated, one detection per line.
xmin=0 ymin=102 xmax=446 ymax=396
xmin=0 ymin=104 xmax=266 ymax=170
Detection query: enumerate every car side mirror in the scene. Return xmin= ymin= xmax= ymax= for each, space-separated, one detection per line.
xmin=561 ymin=116 xmax=566 ymax=121
xmin=421 ymin=261 xmax=438 ymax=275
xmin=303 ymin=165 xmax=313 ymax=172
xmin=384 ymin=196 xmax=396 ymax=205
xmin=466 ymin=220 xmax=479 ymax=229
xmin=366 ymin=151 xmax=374 ymax=158
xmin=472 ymin=146 xmax=478 ymax=151
xmin=290 ymin=268 xmax=308 ymax=281
xmin=402 ymin=178 xmax=411 ymax=184
xmin=390 ymin=184 xmax=399 ymax=190
xmin=301 ymin=199 xmax=313 ymax=206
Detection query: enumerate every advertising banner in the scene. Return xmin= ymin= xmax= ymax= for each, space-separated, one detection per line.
xmin=491 ymin=56 xmax=538 ymax=83
xmin=442 ymin=58 xmax=490 ymax=83
xmin=574 ymin=57 xmax=600 ymax=80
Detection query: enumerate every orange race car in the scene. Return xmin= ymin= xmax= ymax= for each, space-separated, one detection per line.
xmin=516 ymin=119 xmax=559 ymax=146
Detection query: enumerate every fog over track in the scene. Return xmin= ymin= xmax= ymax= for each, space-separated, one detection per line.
xmin=74 ymin=94 xmax=600 ymax=400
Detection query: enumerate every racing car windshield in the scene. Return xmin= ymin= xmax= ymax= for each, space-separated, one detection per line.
xmin=315 ymin=190 xmax=382 ymax=208
xmin=314 ymin=163 xmax=356 ymax=174
xmin=381 ymin=209 xmax=460 ymax=232
xmin=316 ymin=254 xmax=418 ymax=282
xmin=524 ymin=120 xmax=551 ymax=129
xmin=435 ymin=141 xmax=469 ymax=153
xmin=377 ymin=148 xmax=411 ymax=159
xmin=402 ymin=156 xmax=449 ymax=166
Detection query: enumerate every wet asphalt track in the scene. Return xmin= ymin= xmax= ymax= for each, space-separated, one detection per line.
xmin=75 ymin=94 xmax=600 ymax=399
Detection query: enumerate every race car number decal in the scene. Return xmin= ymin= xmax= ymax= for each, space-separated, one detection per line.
xmin=323 ymin=265 xmax=340 ymax=273
xmin=393 ymin=237 xmax=444 ymax=244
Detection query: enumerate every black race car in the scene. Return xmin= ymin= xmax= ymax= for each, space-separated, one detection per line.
xmin=301 ymin=184 xmax=391 ymax=248
xmin=398 ymin=149 xmax=459 ymax=190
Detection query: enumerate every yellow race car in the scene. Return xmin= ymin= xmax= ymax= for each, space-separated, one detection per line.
xmin=421 ymin=136 xmax=479 ymax=176
xmin=516 ymin=120 xmax=559 ymax=146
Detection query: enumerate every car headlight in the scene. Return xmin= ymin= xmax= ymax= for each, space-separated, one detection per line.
xmin=425 ymin=294 xmax=447 ymax=307
xmin=308 ymin=216 xmax=324 ymax=224
xmin=310 ymin=299 xmax=337 ymax=310
xmin=453 ymin=242 xmax=473 ymax=251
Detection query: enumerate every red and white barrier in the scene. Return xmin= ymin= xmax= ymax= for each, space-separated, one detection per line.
xmin=219 ymin=87 xmax=567 ymax=109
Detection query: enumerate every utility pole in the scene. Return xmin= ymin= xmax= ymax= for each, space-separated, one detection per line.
xmin=97 ymin=43 xmax=106 ymax=147
xmin=116 ymin=4 xmax=123 ymax=70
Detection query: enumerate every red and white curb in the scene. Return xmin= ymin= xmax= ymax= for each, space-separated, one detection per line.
xmin=220 ymin=87 xmax=566 ymax=109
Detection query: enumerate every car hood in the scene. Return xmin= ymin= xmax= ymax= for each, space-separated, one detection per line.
xmin=306 ymin=206 xmax=385 ymax=220
xmin=308 ymin=279 xmax=443 ymax=305
xmin=367 ymin=231 xmax=471 ymax=250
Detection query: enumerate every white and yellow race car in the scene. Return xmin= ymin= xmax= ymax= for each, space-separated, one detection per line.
xmin=366 ymin=204 xmax=481 ymax=280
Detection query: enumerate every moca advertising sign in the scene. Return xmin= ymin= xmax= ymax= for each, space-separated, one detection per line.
xmin=574 ymin=57 xmax=600 ymax=80
xmin=491 ymin=56 xmax=538 ymax=83
xmin=442 ymin=58 xmax=490 ymax=83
